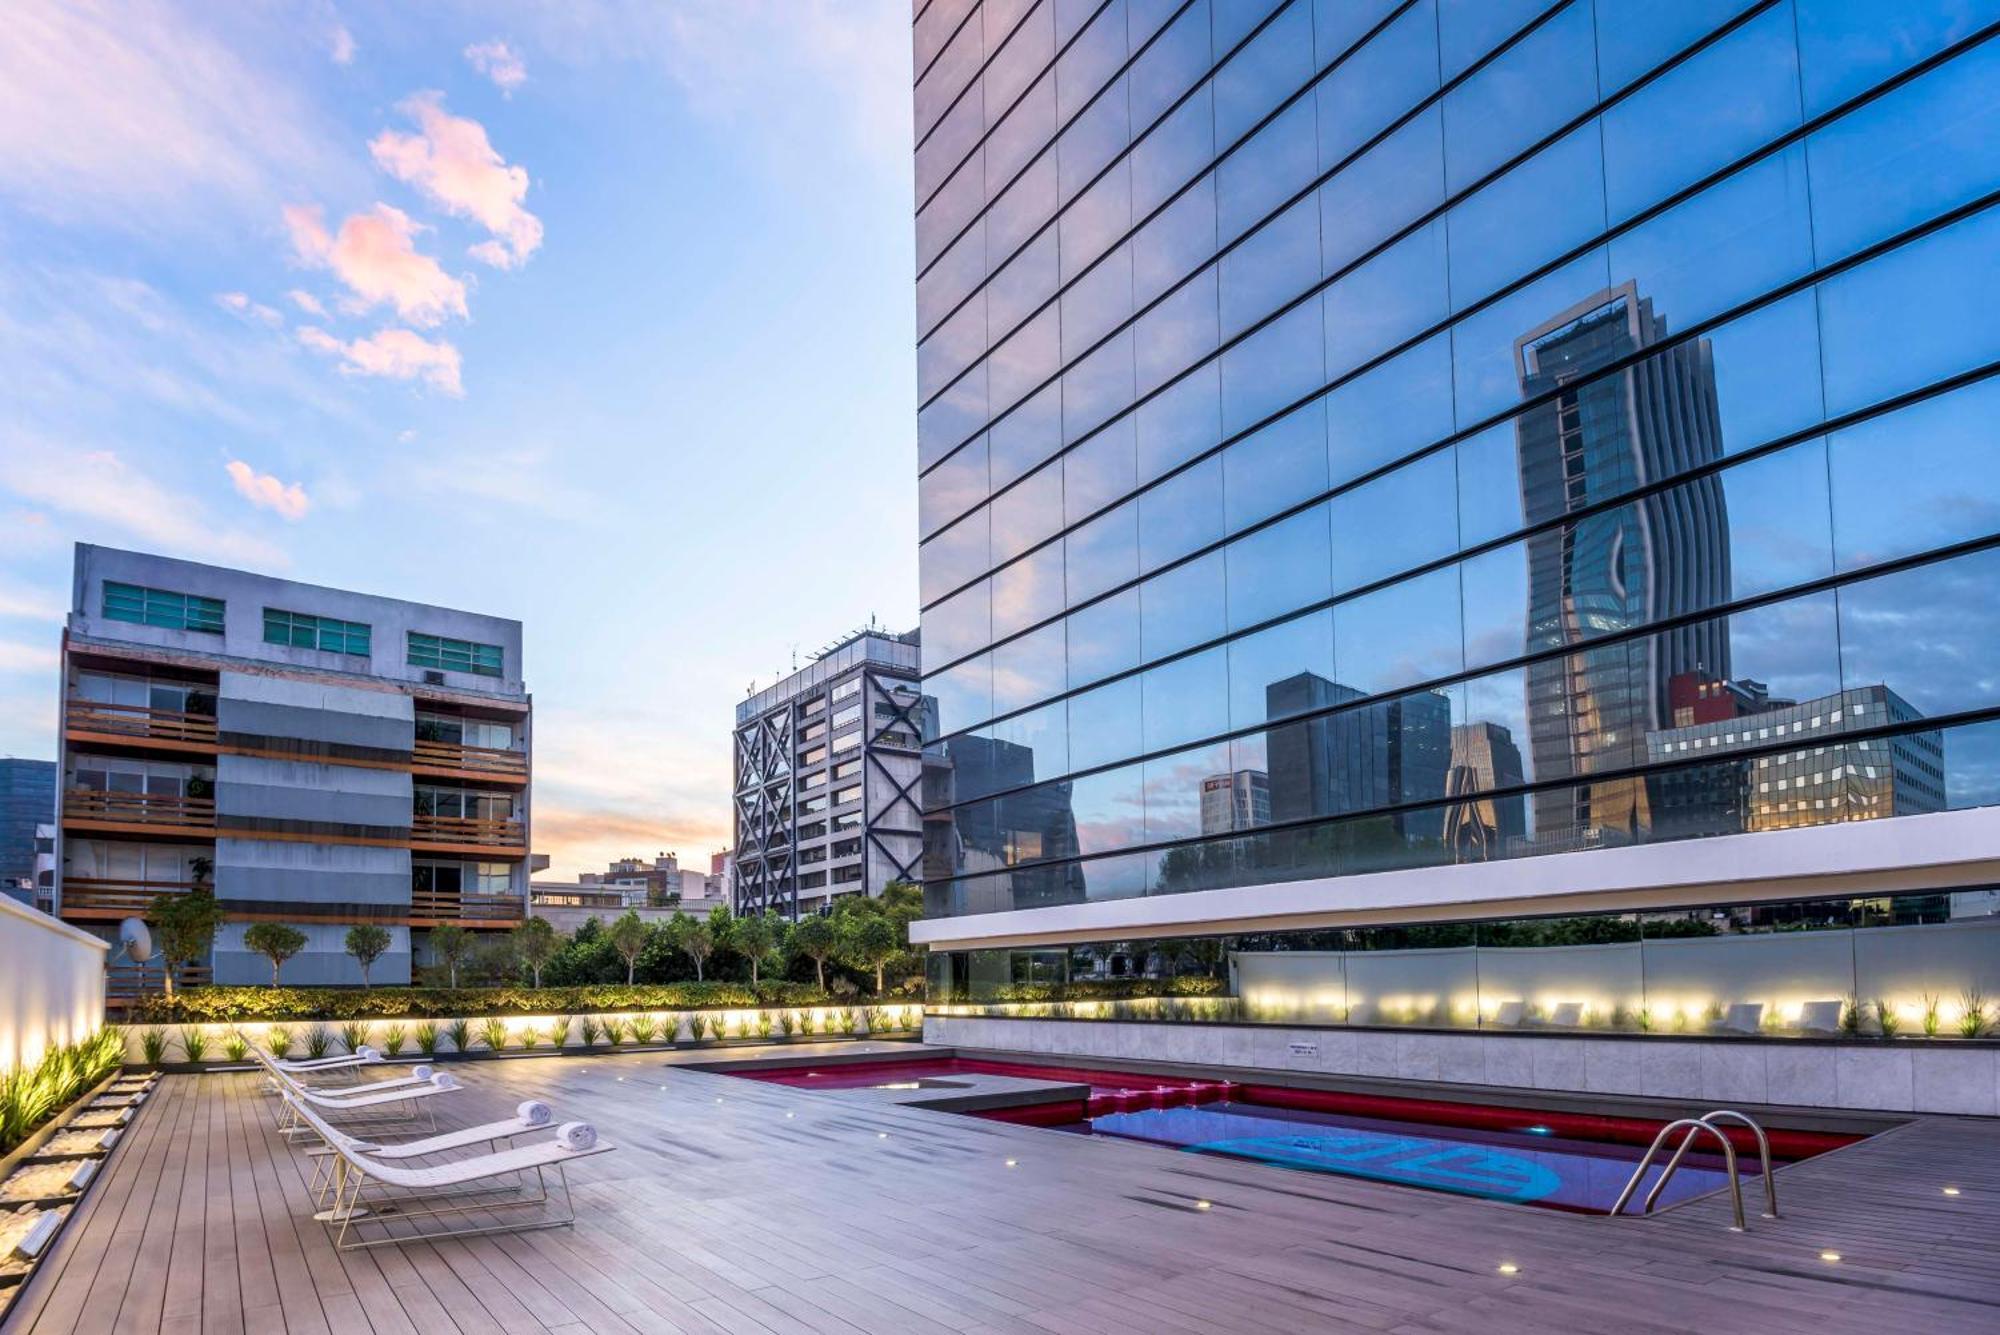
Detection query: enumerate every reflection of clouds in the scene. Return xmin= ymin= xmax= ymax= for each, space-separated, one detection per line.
xmin=1838 ymin=550 xmax=2000 ymax=716
xmin=1724 ymin=595 xmax=1842 ymax=698
xmin=1943 ymin=721 xmax=2000 ymax=806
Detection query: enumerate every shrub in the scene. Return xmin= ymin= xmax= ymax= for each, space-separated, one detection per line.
xmin=798 ymin=1010 xmax=818 ymax=1037
xmin=415 ymin=1022 xmax=439 ymax=1056
xmin=1961 ymin=987 xmax=1990 ymax=1039
xmin=140 ymin=1027 xmax=169 ymax=1065
xmin=756 ymin=1011 xmax=773 ymax=1039
xmin=338 ymin=1021 xmax=371 ymax=1055
xmin=382 ymin=1024 xmax=408 ymax=1057
xmin=517 ymin=1024 xmax=543 ymax=1051
xmin=267 ymin=1026 xmax=293 ymax=1059
xmin=123 ymin=980 xmax=827 ymax=1025
xmin=579 ymin=1016 xmax=604 ymax=1047
xmin=443 ymin=1019 xmax=471 ymax=1053
xmin=303 ymin=1025 xmax=334 ymax=1059
xmin=627 ymin=1014 xmax=658 ymax=1045
xmin=0 ymin=1030 xmax=126 ymax=1155
xmin=778 ymin=1011 xmax=796 ymax=1037
xmin=985 ymin=976 xmax=1228 ymax=1005
xmin=602 ymin=1016 xmax=629 ymax=1047
xmin=222 ymin=1030 xmax=250 ymax=1062
xmin=179 ymin=1028 xmax=210 ymax=1063
xmin=478 ymin=1018 xmax=508 ymax=1052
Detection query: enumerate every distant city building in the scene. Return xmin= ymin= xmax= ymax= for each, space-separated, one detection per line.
xmin=1265 ymin=674 xmax=1451 ymax=840
xmin=1645 ymin=681 xmax=1944 ymax=834
xmin=1200 ymin=770 xmax=1269 ymax=836
xmin=732 ymin=627 xmax=923 ymax=917
xmin=55 ymin=544 xmax=530 ymax=988
xmin=0 ymin=758 xmax=56 ymax=888
xmin=1443 ymin=724 xmax=1527 ymax=861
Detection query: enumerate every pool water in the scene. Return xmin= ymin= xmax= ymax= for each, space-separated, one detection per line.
xmin=1080 ymin=1099 xmax=1744 ymax=1213
xmin=728 ymin=1056 xmax=1843 ymax=1215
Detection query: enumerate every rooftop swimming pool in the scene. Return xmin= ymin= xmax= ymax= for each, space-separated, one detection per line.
xmin=727 ymin=1056 xmax=1858 ymax=1215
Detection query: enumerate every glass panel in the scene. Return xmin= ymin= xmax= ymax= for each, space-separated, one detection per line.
xmin=1138 ymin=454 xmax=1224 ymax=569
xmin=992 ymin=541 xmax=1067 ymax=639
xmin=1447 ymin=124 xmax=1606 ymax=311
xmin=1441 ymin=0 xmax=1597 ymax=194
xmin=1063 ymin=499 xmax=1140 ymax=605
xmin=1828 ymin=376 xmax=2000 ymax=572
xmin=1317 ymin=0 xmax=1441 ymax=172
xmin=1067 ymin=587 xmax=1141 ymax=687
xmin=1333 ymin=564 xmax=1464 ymax=694
xmin=1795 ymin=0 xmax=2000 ymax=118
xmin=1224 ymin=397 xmax=1328 ymax=534
xmin=993 ymin=621 xmax=1068 ymax=716
xmin=1143 ymin=739 xmax=1232 ymax=842
xmin=1325 ymin=332 xmax=1455 ymax=488
xmin=1141 ymin=551 xmax=1228 ymax=661
xmin=1319 ymin=105 xmax=1446 ymax=277
xmin=1226 ymin=502 xmax=1332 ymax=631
xmin=1328 ymin=448 xmax=1459 ymax=594
xmin=1228 ymin=608 xmax=1335 ymax=729
xmin=1838 ymin=546 xmax=2000 ymax=721
xmin=1068 ymin=676 xmax=1144 ymax=772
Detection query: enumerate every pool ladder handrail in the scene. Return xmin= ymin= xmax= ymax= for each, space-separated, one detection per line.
xmin=1609 ymin=1108 xmax=1777 ymax=1231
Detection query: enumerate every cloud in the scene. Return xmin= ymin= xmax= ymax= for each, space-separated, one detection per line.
xmin=0 ymin=1 xmax=358 ymax=231
xmin=285 ymin=288 xmax=326 ymax=316
xmin=531 ymin=708 xmax=732 ymax=877
xmin=464 ymin=39 xmax=526 ymax=95
xmin=224 ymin=460 xmax=310 ymax=520
xmin=0 ymin=639 xmax=60 ymax=674
xmin=283 ymin=202 xmax=468 ymax=325
xmin=403 ymin=443 xmax=586 ymax=515
xmin=370 ymin=93 xmax=542 ymax=268
xmin=215 ymin=291 xmax=282 ymax=327
xmin=0 ymin=431 xmax=288 ymax=570
xmin=297 ymin=324 xmax=464 ymax=396
xmin=330 ymin=24 xmax=355 ymax=66
xmin=0 ymin=586 xmax=63 ymax=621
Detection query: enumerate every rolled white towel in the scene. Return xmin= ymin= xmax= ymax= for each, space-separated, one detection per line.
xmin=429 ymin=1070 xmax=461 ymax=1090
xmin=557 ymin=1122 xmax=596 ymax=1151
xmin=517 ymin=1100 xmax=553 ymax=1127
xmin=355 ymin=1045 xmax=376 ymax=1059
xmin=411 ymin=1064 xmax=434 ymax=1082
xmin=359 ymin=1050 xmax=383 ymax=1064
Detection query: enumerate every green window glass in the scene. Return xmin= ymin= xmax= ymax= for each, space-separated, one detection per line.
xmin=102 ymin=581 xmax=224 ymax=634
xmin=408 ymin=631 xmax=504 ymax=678
xmin=263 ymin=608 xmax=372 ymax=657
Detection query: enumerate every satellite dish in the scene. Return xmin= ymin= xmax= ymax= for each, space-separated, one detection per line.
xmin=119 ymin=918 xmax=154 ymax=964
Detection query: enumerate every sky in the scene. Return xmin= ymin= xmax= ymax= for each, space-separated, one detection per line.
xmin=0 ymin=0 xmax=920 ymax=878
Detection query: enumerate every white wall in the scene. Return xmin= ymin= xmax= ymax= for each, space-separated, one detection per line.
xmin=0 ymin=894 xmax=108 ymax=1071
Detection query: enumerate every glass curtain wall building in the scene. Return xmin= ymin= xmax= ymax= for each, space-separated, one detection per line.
xmin=908 ymin=0 xmax=2000 ymax=1016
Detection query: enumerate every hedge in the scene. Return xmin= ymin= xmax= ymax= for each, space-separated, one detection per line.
xmin=987 ymin=976 xmax=1227 ymax=1004
xmin=126 ymin=981 xmax=829 ymax=1024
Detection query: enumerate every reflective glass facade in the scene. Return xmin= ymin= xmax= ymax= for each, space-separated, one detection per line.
xmin=911 ymin=0 xmax=2000 ymax=923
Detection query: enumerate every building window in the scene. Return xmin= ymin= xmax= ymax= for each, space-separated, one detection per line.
xmin=831 ymin=759 xmax=861 ymax=781
xmin=264 ymin=608 xmax=371 ymax=657
xmin=103 ymin=582 xmax=224 ymax=635
xmin=832 ymin=729 xmax=862 ymax=754
xmin=832 ymin=864 xmax=863 ymax=884
xmin=832 ymin=784 xmax=862 ymax=807
xmin=832 ymin=704 xmax=863 ymax=729
xmin=831 ymin=679 xmax=861 ymax=704
xmin=832 ymin=837 xmax=861 ymax=858
xmin=408 ymin=632 xmax=503 ymax=677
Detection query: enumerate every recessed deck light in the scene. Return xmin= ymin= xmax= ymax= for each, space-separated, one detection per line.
xmin=785 ymin=1111 xmax=795 ymax=1119
xmin=1819 ymin=1251 xmax=1841 ymax=1263
xmin=1943 ymin=1186 xmax=1962 ymax=1196
xmin=1497 ymin=1263 xmax=1519 ymax=1276
xmin=878 ymin=1131 xmax=889 ymax=1139
xmin=1004 ymin=1158 xmax=1017 ymax=1168
xmin=1524 ymin=1125 xmax=1552 ymax=1136
xmin=1194 ymin=1199 xmax=1211 ymax=1211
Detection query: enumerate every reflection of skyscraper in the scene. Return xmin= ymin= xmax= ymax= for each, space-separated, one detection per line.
xmin=1443 ymin=723 xmax=1526 ymax=860
xmin=1515 ymin=282 xmax=1730 ymax=850
xmin=1644 ymin=682 xmax=1943 ymax=833
xmin=1200 ymin=769 xmax=1269 ymax=835
xmin=1265 ymin=673 xmax=1451 ymax=840
xmin=922 ymin=732 xmax=1078 ymax=881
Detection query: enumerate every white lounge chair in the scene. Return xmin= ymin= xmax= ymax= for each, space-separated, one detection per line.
xmin=283 ymin=1093 xmax=612 ymax=1251
xmin=301 ymin=1100 xmax=558 ymax=1205
xmin=1548 ymin=1002 xmax=1583 ymax=1028
xmin=1797 ymin=999 xmax=1844 ymax=1034
xmin=1490 ymin=999 xmax=1525 ymax=1028
xmin=269 ymin=1063 xmax=460 ymax=1138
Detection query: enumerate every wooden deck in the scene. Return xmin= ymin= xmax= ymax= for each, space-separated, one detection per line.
xmin=8 ymin=1044 xmax=2000 ymax=1334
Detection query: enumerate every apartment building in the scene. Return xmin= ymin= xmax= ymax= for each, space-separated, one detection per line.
xmin=732 ymin=628 xmax=924 ymax=918
xmin=55 ymin=545 xmax=530 ymax=989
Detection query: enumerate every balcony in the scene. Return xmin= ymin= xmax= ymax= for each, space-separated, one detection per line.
xmin=65 ymin=699 xmax=218 ymax=751
xmin=63 ymin=790 xmax=217 ymax=833
xmin=411 ymin=738 xmax=528 ymax=782
xmin=408 ymin=885 xmax=526 ymax=927
xmin=409 ymin=813 xmax=526 ymax=852
xmin=59 ymin=877 xmax=197 ymax=921
xmin=105 ymin=960 xmax=211 ymax=1009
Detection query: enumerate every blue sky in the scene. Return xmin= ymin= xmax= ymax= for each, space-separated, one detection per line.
xmin=0 ymin=1 xmax=919 ymax=876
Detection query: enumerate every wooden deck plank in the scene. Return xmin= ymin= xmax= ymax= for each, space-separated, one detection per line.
xmin=13 ymin=1052 xmax=2000 ymax=1335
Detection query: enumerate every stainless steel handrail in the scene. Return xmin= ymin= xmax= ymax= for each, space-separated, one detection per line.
xmin=1610 ymin=1117 xmax=1746 ymax=1231
xmin=1647 ymin=1110 xmax=1778 ymax=1220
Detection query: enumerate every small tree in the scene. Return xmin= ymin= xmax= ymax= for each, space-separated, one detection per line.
xmin=343 ymin=924 xmax=391 ymax=989
xmin=733 ymin=913 xmax=773 ymax=986
xmin=608 ymin=910 xmax=649 ymax=985
xmin=428 ymin=922 xmax=471 ymax=988
xmin=840 ymin=915 xmax=900 ymax=993
xmin=792 ymin=914 xmax=837 ymax=991
xmin=150 ymin=886 xmax=223 ymax=999
xmin=514 ymin=916 xmax=560 ymax=988
xmin=665 ymin=911 xmax=715 ymax=981
xmin=243 ymin=922 xmax=307 ymax=986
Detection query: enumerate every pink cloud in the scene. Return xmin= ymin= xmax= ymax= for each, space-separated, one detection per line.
xmin=224 ymin=459 xmax=310 ymax=520
xmin=284 ymin=288 xmax=325 ymax=316
xmin=464 ymin=39 xmax=526 ymax=95
xmin=329 ymin=25 xmax=355 ymax=66
xmin=370 ymin=93 xmax=541 ymax=268
xmin=297 ymin=324 xmax=463 ymax=396
xmin=282 ymin=201 xmax=467 ymax=325
xmin=214 ymin=290 xmax=281 ymax=326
